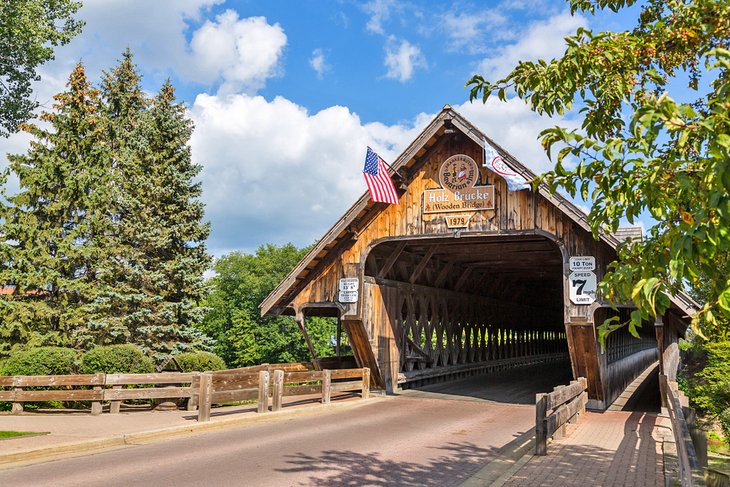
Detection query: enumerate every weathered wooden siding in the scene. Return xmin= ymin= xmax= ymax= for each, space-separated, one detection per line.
xmin=287 ymin=132 xmax=617 ymax=398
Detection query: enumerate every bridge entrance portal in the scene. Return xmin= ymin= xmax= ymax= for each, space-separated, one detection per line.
xmin=363 ymin=235 xmax=572 ymax=395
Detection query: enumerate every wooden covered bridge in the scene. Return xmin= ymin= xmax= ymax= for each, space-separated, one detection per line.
xmin=260 ymin=106 xmax=698 ymax=410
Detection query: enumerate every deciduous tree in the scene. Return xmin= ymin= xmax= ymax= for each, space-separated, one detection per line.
xmin=0 ymin=0 xmax=83 ymax=136
xmin=468 ymin=0 xmax=730 ymax=340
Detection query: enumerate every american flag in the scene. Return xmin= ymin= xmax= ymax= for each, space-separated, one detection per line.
xmin=363 ymin=147 xmax=399 ymax=204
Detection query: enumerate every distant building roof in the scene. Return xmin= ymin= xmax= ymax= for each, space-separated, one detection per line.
xmin=613 ymin=226 xmax=643 ymax=242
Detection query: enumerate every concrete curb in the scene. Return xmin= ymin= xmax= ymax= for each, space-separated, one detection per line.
xmin=458 ymin=429 xmax=535 ymax=487
xmin=0 ymin=396 xmax=382 ymax=469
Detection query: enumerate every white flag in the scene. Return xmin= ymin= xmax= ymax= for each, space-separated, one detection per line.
xmin=483 ymin=138 xmax=530 ymax=192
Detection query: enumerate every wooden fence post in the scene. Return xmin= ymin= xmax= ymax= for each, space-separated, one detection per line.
xmin=552 ymin=385 xmax=566 ymax=439
xmin=109 ymin=385 xmax=122 ymax=414
xmin=322 ymin=370 xmax=331 ymax=405
xmin=91 ymin=373 xmax=104 ymax=415
xmin=257 ymin=370 xmax=270 ymax=413
xmin=536 ymin=392 xmax=548 ymax=456
xmin=197 ymin=373 xmax=212 ymax=422
xmin=362 ymin=367 xmax=370 ymax=400
xmin=11 ymin=377 xmax=23 ymax=414
xmin=187 ymin=374 xmax=199 ymax=411
xmin=272 ymin=370 xmax=284 ymax=412
xmin=578 ymin=377 xmax=587 ymax=416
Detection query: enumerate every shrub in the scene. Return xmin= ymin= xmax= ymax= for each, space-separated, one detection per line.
xmin=79 ymin=345 xmax=154 ymax=374
xmin=720 ymin=408 xmax=730 ymax=448
xmin=1 ymin=347 xmax=77 ymax=376
xmin=174 ymin=351 xmax=226 ymax=372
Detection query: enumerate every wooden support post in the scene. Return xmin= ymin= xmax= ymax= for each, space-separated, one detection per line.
xmin=295 ymin=310 xmax=319 ymax=368
xmin=655 ymin=316 xmax=667 ymax=408
xmin=11 ymin=383 xmax=23 ymax=414
xmin=322 ymin=370 xmax=331 ymax=405
xmin=336 ymin=317 xmax=342 ymax=357
xmin=257 ymin=370 xmax=270 ymax=413
xmin=536 ymin=392 xmax=548 ymax=456
xmin=187 ymin=374 xmax=199 ymax=411
xmin=91 ymin=383 xmax=103 ymax=415
xmin=362 ymin=368 xmax=370 ymax=400
xmin=578 ymin=377 xmax=588 ymax=416
xmin=553 ymin=385 xmax=566 ymax=438
xmin=272 ymin=369 xmax=284 ymax=412
xmin=110 ymin=385 xmax=122 ymax=414
xmin=197 ymin=373 xmax=212 ymax=422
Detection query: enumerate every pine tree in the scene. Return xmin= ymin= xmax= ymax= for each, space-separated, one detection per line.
xmin=130 ymin=81 xmax=212 ymax=356
xmin=90 ymin=48 xmax=151 ymax=344
xmin=96 ymin=51 xmax=211 ymax=357
xmin=0 ymin=63 xmax=111 ymax=353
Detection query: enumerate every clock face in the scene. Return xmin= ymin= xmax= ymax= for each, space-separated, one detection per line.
xmin=439 ymin=154 xmax=478 ymax=191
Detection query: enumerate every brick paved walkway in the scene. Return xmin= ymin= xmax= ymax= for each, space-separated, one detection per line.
xmin=503 ymin=411 xmax=667 ymax=487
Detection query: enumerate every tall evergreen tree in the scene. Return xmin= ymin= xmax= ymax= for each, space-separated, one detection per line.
xmin=0 ymin=63 xmax=111 ymax=353
xmin=118 ymin=80 xmax=212 ymax=357
xmin=89 ymin=51 xmax=212 ymax=357
xmin=90 ymin=49 xmax=151 ymax=344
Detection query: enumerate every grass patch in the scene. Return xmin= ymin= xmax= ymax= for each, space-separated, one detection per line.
xmin=0 ymin=431 xmax=49 ymax=440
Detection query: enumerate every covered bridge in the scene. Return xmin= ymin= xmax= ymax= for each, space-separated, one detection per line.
xmin=260 ymin=106 xmax=698 ymax=410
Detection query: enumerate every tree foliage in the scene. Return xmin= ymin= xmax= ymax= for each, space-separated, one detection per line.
xmin=0 ymin=63 xmax=110 ymax=353
xmin=0 ymin=0 xmax=84 ymax=136
xmin=468 ymin=0 xmax=730 ymax=340
xmin=0 ymin=53 xmax=212 ymax=359
xmin=200 ymin=244 xmax=338 ymax=367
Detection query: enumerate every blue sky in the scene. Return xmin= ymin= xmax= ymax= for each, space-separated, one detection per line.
xmin=0 ymin=0 xmax=643 ymax=257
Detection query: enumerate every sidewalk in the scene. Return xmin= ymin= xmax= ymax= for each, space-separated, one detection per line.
xmin=0 ymin=392 xmax=372 ymax=467
xmin=501 ymin=410 xmax=670 ymax=487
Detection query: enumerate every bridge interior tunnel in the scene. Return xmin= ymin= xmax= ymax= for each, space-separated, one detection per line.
xmin=363 ymin=235 xmax=574 ymax=399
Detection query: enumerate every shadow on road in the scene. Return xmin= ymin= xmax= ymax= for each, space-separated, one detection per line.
xmin=277 ymin=434 xmax=530 ymax=487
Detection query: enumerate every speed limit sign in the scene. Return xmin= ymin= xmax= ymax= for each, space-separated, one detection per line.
xmin=569 ymin=271 xmax=597 ymax=304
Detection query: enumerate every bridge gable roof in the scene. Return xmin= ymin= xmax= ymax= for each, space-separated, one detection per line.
xmin=259 ymin=106 xmax=698 ymax=323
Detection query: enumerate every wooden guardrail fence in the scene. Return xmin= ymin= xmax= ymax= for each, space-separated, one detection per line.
xmin=197 ymin=367 xmax=370 ymax=422
xmin=535 ymin=377 xmax=588 ymax=455
xmin=0 ymin=373 xmax=197 ymax=415
xmin=0 ymin=365 xmax=371 ymax=420
xmin=660 ymin=373 xmax=706 ymax=487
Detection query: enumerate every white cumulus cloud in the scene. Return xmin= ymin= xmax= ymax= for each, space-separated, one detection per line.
xmin=384 ymin=38 xmax=427 ymax=82
xmin=188 ymin=11 xmax=287 ymax=94
xmin=189 ymin=93 xmax=427 ymax=253
xmin=477 ymin=11 xmax=587 ymax=80
xmin=441 ymin=10 xmax=509 ymax=54
xmin=309 ymin=48 xmax=329 ymax=79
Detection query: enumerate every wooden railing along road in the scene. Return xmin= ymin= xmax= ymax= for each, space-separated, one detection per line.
xmin=535 ymin=377 xmax=588 ymax=455
xmin=0 ymin=364 xmax=371 ymax=421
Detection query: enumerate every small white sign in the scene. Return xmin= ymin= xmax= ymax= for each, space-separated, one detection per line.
xmin=339 ymin=278 xmax=359 ymax=292
xmin=338 ymin=289 xmax=358 ymax=303
xmin=569 ymin=256 xmax=596 ymax=271
xmin=569 ymin=271 xmax=597 ymax=305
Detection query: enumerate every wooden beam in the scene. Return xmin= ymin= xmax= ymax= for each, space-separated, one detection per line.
xmin=377 ymin=241 xmax=406 ymax=278
xmin=295 ymin=310 xmax=319 ymax=369
xmin=454 ymin=267 xmax=473 ymax=292
xmin=409 ymin=245 xmax=438 ymax=284
xmin=434 ymin=261 xmax=454 ymax=288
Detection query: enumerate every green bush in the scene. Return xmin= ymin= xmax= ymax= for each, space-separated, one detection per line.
xmin=720 ymin=408 xmax=730 ymax=448
xmin=689 ymin=341 xmax=730 ymax=415
xmin=79 ymin=345 xmax=154 ymax=374
xmin=174 ymin=351 xmax=226 ymax=372
xmin=1 ymin=347 xmax=77 ymax=376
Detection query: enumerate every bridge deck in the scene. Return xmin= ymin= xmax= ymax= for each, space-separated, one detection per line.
xmin=400 ymin=360 xmax=574 ymax=405
xmin=503 ymin=410 xmax=668 ymax=487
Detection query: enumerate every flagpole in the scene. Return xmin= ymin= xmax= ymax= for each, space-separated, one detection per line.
xmin=368 ymin=146 xmax=400 ymax=176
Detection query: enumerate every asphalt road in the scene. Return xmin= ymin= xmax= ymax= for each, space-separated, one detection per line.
xmin=0 ymin=363 xmax=574 ymax=487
